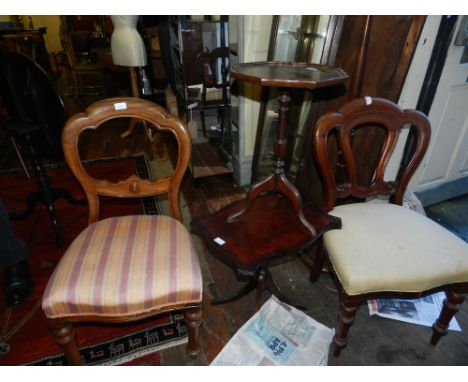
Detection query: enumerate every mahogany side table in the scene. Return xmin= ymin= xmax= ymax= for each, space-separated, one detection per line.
xmin=191 ymin=61 xmax=348 ymax=310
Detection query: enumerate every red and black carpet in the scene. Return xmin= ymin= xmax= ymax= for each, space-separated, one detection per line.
xmin=0 ymin=155 xmax=187 ymax=365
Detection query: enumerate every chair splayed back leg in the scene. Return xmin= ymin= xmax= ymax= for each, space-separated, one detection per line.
xmin=313 ymin=97 xmax=468 ymax=357
xmin=41 ymin=98 xmax=203 ymax=365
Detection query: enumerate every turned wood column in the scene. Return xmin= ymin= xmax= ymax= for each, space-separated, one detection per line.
xmin=333 ymin=297 xmax=360 ymax=357
xmin=273 ymin=90 xmax=291 ymax=176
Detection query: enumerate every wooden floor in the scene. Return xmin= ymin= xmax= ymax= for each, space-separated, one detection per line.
xmin=7 ymin=85 xmax=467 ymax=366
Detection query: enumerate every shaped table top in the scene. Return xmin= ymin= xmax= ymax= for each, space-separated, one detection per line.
xmin=230 ymin=61 xmax=348 ymax=89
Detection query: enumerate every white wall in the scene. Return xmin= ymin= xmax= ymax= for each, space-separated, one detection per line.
xmin=232 ymin=15 xmax=273 ymax=185
xmin=387 ymin=15 xmax=468 ymax=205
xmin=239 ymin=15 xmax=273 ymax=159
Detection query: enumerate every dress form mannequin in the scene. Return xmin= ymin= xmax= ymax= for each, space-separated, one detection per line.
xmin=110 ymin=16 xmax=147 ymax=67
xmin=110 ymin=15 xmax=150 ymax=138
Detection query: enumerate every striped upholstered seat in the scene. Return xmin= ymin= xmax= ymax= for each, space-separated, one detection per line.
xmin=42 ymin=215 xmax=202 ymax=319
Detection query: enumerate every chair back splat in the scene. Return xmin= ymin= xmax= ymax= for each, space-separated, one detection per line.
xmin=42 ymin=98 xmax=203 ymax=365
xmin=314 ymin=97 xmax=431 ymax=211
xmin=313 ymin=97 xmax=468 ymax=358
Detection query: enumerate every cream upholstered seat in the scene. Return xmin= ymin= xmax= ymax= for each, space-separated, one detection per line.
xmin=324 ymin=203 xmax=468 ymax=296
xmin=312 ymin=97 xmax=468 ymax=357
xmin=41 ymin=98 xmax=203 ymax=365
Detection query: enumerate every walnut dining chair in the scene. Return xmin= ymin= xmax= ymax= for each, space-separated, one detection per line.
xmin=41 ymin=97 xmax=203 ymax=365
xmin=312 ymin=97 xmax=468 ymax=357
xmin=189 ymin=47 xmax=230 ymax=140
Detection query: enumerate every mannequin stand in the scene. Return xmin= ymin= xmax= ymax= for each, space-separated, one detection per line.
xmin=120 ymin=67 xmax=153 ymax=141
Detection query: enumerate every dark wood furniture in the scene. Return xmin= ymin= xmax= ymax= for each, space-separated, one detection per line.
xmin=166 ymin=17 xmax=233 ymax=182
xmin=191 ymin=46 xmax=230 ymax=140
xmin=313 ymin=97 xmax=468 ymax=356
xmin=0 ymin=28 xmax=52 ymax=75
xmin=0 ymin=52 xmax=85 ymax=247
xmin=62 ymin=33 xmax=106 ymax=100
xmin=191 ymin=61 xmax=347 ymax=310
xmin=60 ymin=18 xmax=107 ymax=100
xmin=41 ymin=98 xmax=203 ymax=365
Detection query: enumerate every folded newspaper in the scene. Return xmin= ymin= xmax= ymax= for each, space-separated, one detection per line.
xmin=368 ymin=291 xmax=461 ymax=331
xmin=211 ymin=295 xmax=334 ymax=366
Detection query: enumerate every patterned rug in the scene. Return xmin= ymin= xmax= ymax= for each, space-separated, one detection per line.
xmin=0 ymin=155 xmax=187 ymax=365
xmin=27 ymin=314 xmax=186 ymax=366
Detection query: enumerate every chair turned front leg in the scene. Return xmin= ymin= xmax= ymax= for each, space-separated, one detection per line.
xmin=431 ymin=291 xmax=465 ymax=345
xmin=185 ymin=305 xmax=203 ymax=358
xmin=333 ymin=297 xmax=360 ymax=357
xmin=48 ymin=322 xmax=83 ymax=365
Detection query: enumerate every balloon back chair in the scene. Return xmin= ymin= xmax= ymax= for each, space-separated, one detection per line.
xmin=313 ymin=97 xmax=468 ymax=357
xmin=191 ymin=46 xmax=230 ymax=140
xmin=42 ymin=98 xmax=203 ymax=365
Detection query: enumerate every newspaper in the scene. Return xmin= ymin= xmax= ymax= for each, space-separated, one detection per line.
xmin=368 ymin=291 xmax=461 ymax=331
xmin=211 ymin=295 xmax=334 ymax=366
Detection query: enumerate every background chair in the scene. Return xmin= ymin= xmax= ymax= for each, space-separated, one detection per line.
xmin=313 ymin=97 xmax=468 ymax=357
xmin=41 ymin=97 xmax=203 ymax=365
xmin=188 ymin=47 xmax=230 ymax=141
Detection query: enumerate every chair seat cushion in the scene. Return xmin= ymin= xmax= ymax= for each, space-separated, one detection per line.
xmin=42 ymin=215 xmax=203 ymax=319
xmin=324 ymin=203 xmax=468 ymax=296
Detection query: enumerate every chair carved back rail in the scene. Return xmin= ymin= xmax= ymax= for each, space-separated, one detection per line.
xmin=313 ymin=97 xmax=468 ymax=357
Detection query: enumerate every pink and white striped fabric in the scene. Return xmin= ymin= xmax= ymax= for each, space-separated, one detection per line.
xmin=42 ymin=215 xmax=202 ymax=318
